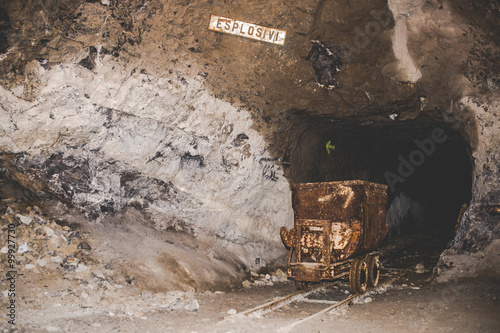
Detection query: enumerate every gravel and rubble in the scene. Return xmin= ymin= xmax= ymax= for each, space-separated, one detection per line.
xmin=1 ymin=201 xmax=498 ymax=332
xmin=241 ymin=268 xmax=289 ymax=288
xmin=0 ymin=201 xmax=201 ymax=328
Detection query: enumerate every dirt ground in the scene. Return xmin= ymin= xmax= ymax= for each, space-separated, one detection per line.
xmin=2 ymin=224 xmax=499 ymax=333
xmin=3 ymin=272 xmax=499 ymax=333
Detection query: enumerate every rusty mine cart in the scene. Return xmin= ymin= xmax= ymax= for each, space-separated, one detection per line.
xmin=280 ymin=180 xmax=389 ymax=294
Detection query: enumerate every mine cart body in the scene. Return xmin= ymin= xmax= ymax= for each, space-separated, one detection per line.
xmin=281 ymin=180 xmax=389 ymax=290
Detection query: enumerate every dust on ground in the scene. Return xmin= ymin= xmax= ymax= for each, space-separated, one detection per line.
xmin=1 ymin=201 xmax=499 ymax=332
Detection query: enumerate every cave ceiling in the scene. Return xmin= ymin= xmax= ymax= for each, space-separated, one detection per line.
xmin=0 ymin=0 xmax=498 ymax=284
xmin=1 ymin=0 xmax=498 ymax=139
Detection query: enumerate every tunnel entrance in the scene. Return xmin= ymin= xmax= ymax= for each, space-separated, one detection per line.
xmin=283 ymin=116 xmax=473 ymax=251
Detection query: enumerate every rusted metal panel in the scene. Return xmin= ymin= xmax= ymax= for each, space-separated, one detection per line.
xmin=289 ymin=259 xmax=351 ymax=282
xmin=291 ymin=180 xmax=388 ymax=258
xmin=292 ymin=263 xmax=324 ymax=282
xmin=296 ymin=220 xmax=331 ymax=264
xmin=282 ymin=180 xmax=388 ymax=284
xmin=331 ymin=219 xmax=362 ymax=261
xmin=280 ymin=226 xmax=295 ymax=249
xmin=208 ymin=15 xmax=287 ymax=46
xmin=360 ymin=202 xmax=389 ymax=252
xmin=292 ymin=180 xmax=386 ymax=221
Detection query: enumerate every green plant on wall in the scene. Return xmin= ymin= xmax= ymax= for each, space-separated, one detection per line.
xmin=326 ymin=140 xmax=335 ymax=154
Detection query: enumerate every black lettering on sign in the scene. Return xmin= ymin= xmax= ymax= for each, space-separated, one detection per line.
xmin=208 ymin=15 xmax=286 ymax=46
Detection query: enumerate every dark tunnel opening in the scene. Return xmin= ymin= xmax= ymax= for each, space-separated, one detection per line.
xmin=283 ymin=117 xmax=473 ymax=250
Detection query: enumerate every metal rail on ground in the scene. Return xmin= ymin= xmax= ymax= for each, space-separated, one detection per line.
xmin=222 ymin=275 xmax=399 ymax=332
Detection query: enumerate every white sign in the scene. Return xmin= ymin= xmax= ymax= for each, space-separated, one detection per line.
xmin=208 ymin=15 xmax=286 ymax=46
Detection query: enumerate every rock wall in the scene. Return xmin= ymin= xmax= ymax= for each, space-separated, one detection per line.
xmin=384 ymin=0 xmax=499 ymax=280
xmin=0 ymin=0 xmax=499 ymax=285
xmin=0 ymin=53 xmax=293 ymax=271
xmin=436 ymin=95 xmax=500 ymax=281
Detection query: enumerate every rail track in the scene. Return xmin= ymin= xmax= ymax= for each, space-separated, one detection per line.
xmin=222 ymin=271 xmax=399 ymax=333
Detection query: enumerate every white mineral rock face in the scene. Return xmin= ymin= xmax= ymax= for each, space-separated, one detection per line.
xmin=387 ymin=0 xmax=423 ymax=83
xmin=0 ymin=54 xmax=293 ymax=269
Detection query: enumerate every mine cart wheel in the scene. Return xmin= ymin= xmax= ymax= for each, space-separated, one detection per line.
xmin=349 ymin=258 xmax=368 ymax=294
xmin=365 ymin=254 xmax=380 ymax=288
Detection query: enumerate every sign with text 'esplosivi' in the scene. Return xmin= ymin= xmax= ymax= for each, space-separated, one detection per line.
xmin=208 ymin=15 xmax=286 ymax=46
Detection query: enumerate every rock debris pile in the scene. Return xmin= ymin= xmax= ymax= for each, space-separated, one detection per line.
xmin=0 ymin=204 xmax=95 ymax=276
xmin=241 ymin=268 xmax=289 ymax=288
xmin=0 ymin=201 xmax=200 ymax=326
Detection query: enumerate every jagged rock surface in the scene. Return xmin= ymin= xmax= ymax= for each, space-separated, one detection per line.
xmin=0 ymin=0 xmax=499 ymax=287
